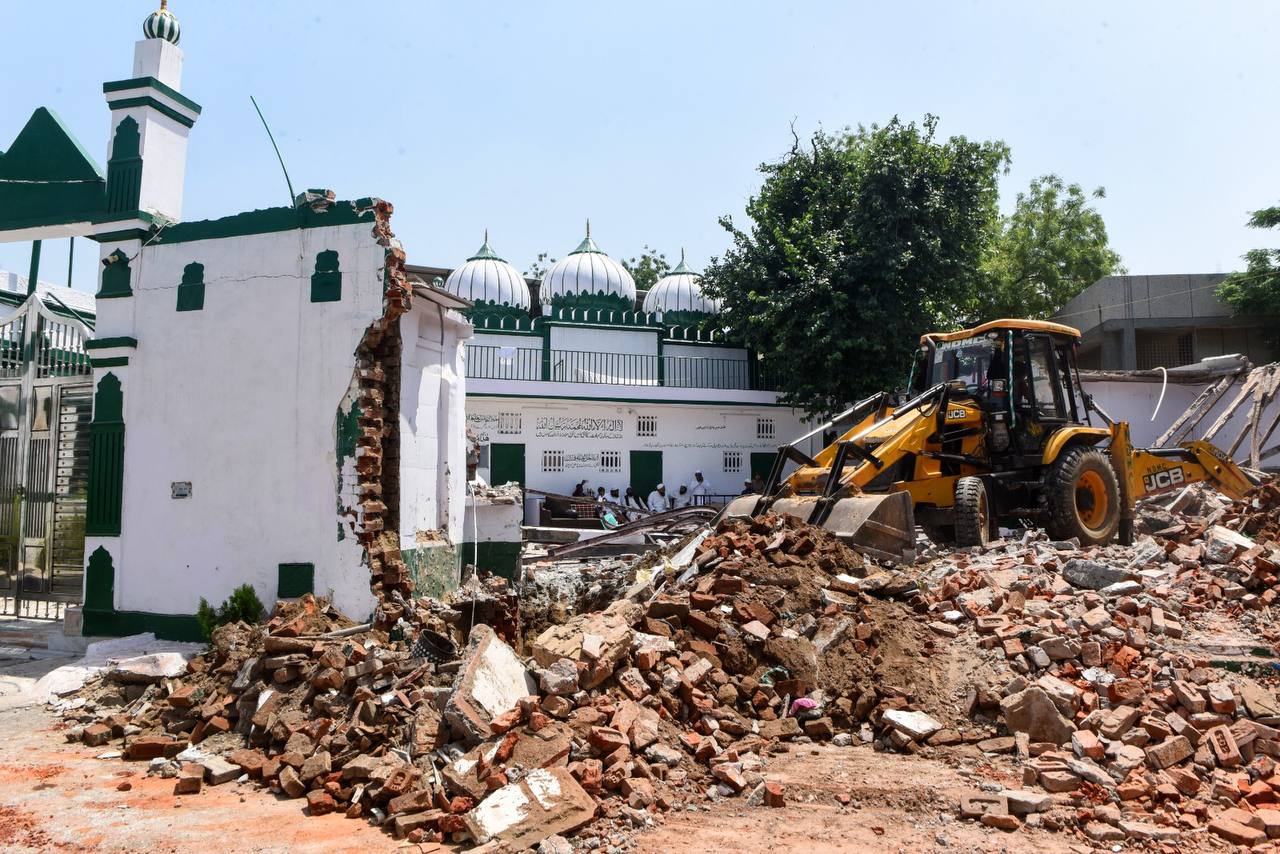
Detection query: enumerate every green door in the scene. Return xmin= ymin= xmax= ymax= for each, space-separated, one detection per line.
xmin=629 ymin=451 xmax=662 ymax=498
xmin=489 ymin=443 xmax=525 ymax=487
xmin=750 ymin=452 xmax=776 ymax=482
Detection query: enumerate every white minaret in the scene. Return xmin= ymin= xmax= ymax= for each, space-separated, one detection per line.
xmin=100 ymin=1 xmax=200 ymax=224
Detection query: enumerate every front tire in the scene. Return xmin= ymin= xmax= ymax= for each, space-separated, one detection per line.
xmin=1044 ymin=446 xmax=1121 ymax=545
xmin=954 ymin=476 xmax=991 ymax=547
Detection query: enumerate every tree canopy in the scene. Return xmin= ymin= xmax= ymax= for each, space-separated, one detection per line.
xmin=1217 ymin=203 xmax=1280 ymax=318
xmin=621 ymin=247 xmax=672 ymax=292
xmin=700 ymin=116 xmax=1010 ymax=416
xmin=977 ymin=175 xmax=1124 ymax=322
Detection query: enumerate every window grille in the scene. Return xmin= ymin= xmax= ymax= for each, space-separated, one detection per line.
xmin=723 ymin=451 xmax=742 ymax=472
xmin=542 ymin=450 xmax=564 ymax=472
xmin=756 ymin=417 xmax=775 ymax=440
xmin=498 ymin=412 xmax=522 ymax=434
xmin=600 ymin=450 xmax=621 ymax=472
xmin=637 ymin=415 xmax=657 ymax=437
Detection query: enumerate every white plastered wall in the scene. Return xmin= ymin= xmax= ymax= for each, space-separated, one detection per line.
xmin=85 ymin=220 xmax=462 ymax=621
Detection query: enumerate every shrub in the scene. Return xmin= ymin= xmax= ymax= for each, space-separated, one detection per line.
xmin=195 ymin=583 xmax=265 ymax=641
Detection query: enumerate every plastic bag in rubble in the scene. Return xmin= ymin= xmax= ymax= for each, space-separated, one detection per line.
xmin=790 ymin=697 xmax=823 ymax=721
xmin=759 ymin=666 xmax=789 ymax=687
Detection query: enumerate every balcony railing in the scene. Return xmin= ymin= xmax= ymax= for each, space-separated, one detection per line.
xmin=464 ymin=344 xmax=778 ymax=391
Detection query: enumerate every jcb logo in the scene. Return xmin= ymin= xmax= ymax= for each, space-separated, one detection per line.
xmin=947 ymin=409 xmax=968 ymax=420
xmin=1143 ymin=466 xmax=1186 ymax=493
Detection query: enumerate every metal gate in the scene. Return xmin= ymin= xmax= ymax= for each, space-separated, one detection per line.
xmin=0 ymin=293 xmax=93 ymax=619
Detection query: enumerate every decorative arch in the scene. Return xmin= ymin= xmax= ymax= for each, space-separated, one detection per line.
xmin=311 ymin=249 xmax=341 ymax=303
xmin=105 ymin=116 xmax=143 ymax=213
xmin=86 ymin=372 xmax=125 ymax=536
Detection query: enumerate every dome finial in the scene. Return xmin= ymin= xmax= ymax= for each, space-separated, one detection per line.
xmin=585 ymin=218 xmax=591 ymax=239
xmin=143 ymin=0 xmax=181 ymax=43
xmin=670 ymin=247 xmax=692 ymax=275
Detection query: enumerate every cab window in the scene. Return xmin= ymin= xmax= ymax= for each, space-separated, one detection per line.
xmin=1027 ymin=336 xmax=1065 ymax=419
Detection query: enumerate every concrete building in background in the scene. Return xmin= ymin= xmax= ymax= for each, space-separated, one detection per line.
xmin=0 ymin=4 xmax=472 ymax=636
xmin=1053 ymin=274 xmax=1279 ymax=371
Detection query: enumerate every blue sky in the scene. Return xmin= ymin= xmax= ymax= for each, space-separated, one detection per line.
xmin=2 ymin=1 xmax=1278 ymax=294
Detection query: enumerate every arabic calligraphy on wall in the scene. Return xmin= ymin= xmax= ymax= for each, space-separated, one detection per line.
xmin=534 ymin=416 xmax=623 ymax=440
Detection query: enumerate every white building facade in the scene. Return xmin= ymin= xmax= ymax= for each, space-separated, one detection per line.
xmin=414 ymin=229 xmax=813 ymax=526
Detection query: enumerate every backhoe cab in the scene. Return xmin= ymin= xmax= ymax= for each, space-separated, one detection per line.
xmin=723 ymin=319 xmax=1258 ymax=560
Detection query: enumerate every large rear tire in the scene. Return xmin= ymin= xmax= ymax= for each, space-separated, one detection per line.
xmin=1044 ymin=446 xmax=1121 ymax=545
xmin=954 ymin=476 xmax=991 ymax=547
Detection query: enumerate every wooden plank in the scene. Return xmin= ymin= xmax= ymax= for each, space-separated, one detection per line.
xmin=1155 ymin=375 xmax=1235 ymax=447
xmin=1251 ymin=370 xmax=1280 ymax=468
xmin=1202 ymin=369 xmax=1264 ymax=442
xmin=1227 ymin=373 xmax=1270 ymax=457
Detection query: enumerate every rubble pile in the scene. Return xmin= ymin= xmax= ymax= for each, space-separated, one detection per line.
xmin=50 ymin=515 xmax=963 ymax=851
xmin=921 ymin=482 xmax=1280 ymax=845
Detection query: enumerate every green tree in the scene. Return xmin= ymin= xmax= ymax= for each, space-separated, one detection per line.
xmin=1217 ymin=203 xmax=1280 ymax=317
xmin=524 ymin=252 xmax=557 ymax=279
xmin=700 ymin=116 xmax=1009 ymax=416
xmin=978 ymin=175 xmax=1124 ymax=321
xmin=621 ymin=246 xmax=671 ymax=291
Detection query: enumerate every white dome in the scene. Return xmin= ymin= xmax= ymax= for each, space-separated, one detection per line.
xmin=642 ymin=252 xmax=720 ymax=315
xmin=443 ymin=233 xmax=530 ymax=309
xmin=540 ymin=224 xmax=636 ymax=306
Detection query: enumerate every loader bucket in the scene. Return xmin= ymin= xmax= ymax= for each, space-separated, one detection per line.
xmin=718 ymin=491 xmax=916 ymax=564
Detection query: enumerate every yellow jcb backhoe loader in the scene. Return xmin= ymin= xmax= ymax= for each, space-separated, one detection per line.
xmin=723 ymin=319 xmax=1258 ymax=561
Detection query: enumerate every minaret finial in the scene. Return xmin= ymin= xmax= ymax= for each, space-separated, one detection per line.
xmin=160 ymin=0 xmax=168 ymax=8
xmin=484 ymin=227 xmax=489 ymax=244
xmin=681 ymin=247 xmax=686 ymax=264
xmin=586 ymin=218 xmax=591 ymax=239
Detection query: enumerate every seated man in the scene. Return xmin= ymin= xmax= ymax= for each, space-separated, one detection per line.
xmin=646 ymin=483 xmax=670 ymax=513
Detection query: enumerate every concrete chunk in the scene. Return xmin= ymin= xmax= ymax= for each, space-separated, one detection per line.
xmin=999 ymin=687 xmax=1075 ymax=745
xmin=882 ymin=709 xmax=943 ymax=741
xmin=1061 ymin=558 xmax=1129 ymax=591
xmin=446 ymin=624 xmax=538 ymax=745
xmin=463 ymin=767 xmax=595 ymax=849
xmin=530 ymin=601 xmax=641 ymax=688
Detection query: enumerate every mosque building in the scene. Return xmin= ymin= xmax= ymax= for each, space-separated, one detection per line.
xmin=409 ymin=225 xmax=814 ymax=521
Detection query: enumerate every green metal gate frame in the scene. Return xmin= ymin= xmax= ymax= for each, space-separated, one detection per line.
xmin=0 ymin=292 xmax=93 ymax=620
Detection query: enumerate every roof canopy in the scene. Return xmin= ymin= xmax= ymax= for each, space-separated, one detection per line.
xmin=921 ymin=318 xmax=1082 ymax=345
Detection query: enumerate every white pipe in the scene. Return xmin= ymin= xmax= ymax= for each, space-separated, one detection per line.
xmin=1150 ymin=366 xmax=1168 ymax=422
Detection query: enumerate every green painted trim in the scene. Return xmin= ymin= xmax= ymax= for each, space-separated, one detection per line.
xmin=459 ymin=541 xmax=521 ymax=581
xmin=85 ymin=373 xmax=125 ymax=537
xmin=660 ymin=337 xmax=741 ymax=348
xmin=104 ymin=96 xmax=196 ymax=129
xmin=105 ymin=117 xmax=143 ymax=214
xmin=0 ymin=107 xmax=108 ymax=232
xmin=103 ymin=77 xmax=203 ymax=114
xmin=470 ymin=327 xmax=542 ymax=340
xmin=310 ymin=250 xmax=342 ymax=303
xmin=542 ymin=318 xmax=661 ymax=334
xmin=90 ymin=227 xmax=151 ymax=243
xmin=97 ymin=249 xmax=133 ymax=299
xmin=467 ymin=391 xmax=794 ymax=408
xmin=84 ymin=546 xmax=115 ymax=611
xmin=145 ymin=201 xmax=376 ymax=246
xmin=83 ymin=608 xmax=204 ymax=643
xmin=84 ymin=336 xmax=138 ymax=350
xmin=176 ymin=262 xmax=204 ymax=311
xmin=90 ymin=356 xmax=129 ymax=368
xmin=277 ymin=563 xmax=315 ymax=598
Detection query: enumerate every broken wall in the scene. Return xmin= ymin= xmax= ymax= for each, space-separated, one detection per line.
xmin=1082 ymin=365 xmax=1280 ymax=465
